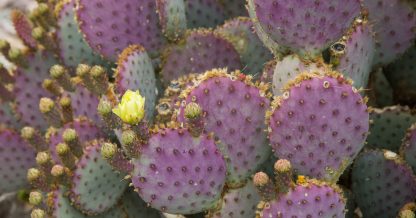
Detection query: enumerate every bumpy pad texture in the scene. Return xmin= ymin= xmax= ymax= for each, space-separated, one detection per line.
xmin=384 ymin=44 xmax=416 ymax=105
xmin=178 ymin=71 xmax=270 ymax=185
xmin=0 ymin=129 xmax=36 ymax=193
xmin=64 ymin=84 xmax=102 ymax=125
xmin=131 ymin=128 xmax=226 ymax=214
xmin=161 ymin=30 xmax=242 ymax=84
xmin=352 ymin=150 xmax=416 ymax=218
xmin=156 ymin=0 xmax=187 ymax=41
xmin=56 ymin=0 xmax=109 ymax=68
xmin=401 ymin=124 xmax=416 ymax=173
xmin=185 ymin=0 xmax=226 ymax=28
xmin=363 ymin=0 xmax=416 ymax=65
xmin=367 ymin=69 xmax=394 ymax=107
xmin=76 ymin=0 xmax=166 ymax=60
xmin=0 ymin=103 xmax=22 ymax=130
xmin=268 ymin=73 xmax=369 ymax=182
xmin=259 ymin=181 xmax=346 ymax=218
xmin=48 ymin=118 xmax=103 ymax=163
xmin=367 ymin=106 xmax=416 ymax=151
xmin=220 ymin=0 xmax=248 ymax=18
xmin=217 ymin=17 xmax=272 ymax=75
xmin=120 ymin=189 xmax=162 ymax=218
xmin=14 ymin=52 xmax=58 ymax=130
xmin=11 ymin=10 xmax=37 ymax=49
xmin=253 ymin=0 xmax=360 ymax=56
xmin=69 ymin=141 xmax=128 ymax=215
xmin=272 ymin=55 xmax=325 ymax=95
xmin=115 ymin=45 xmax=157 ymax=120
xmin=334 ymin=20 xmax=375 ymax=88
xmin=210 ymin=181 xmax=260 ymax=218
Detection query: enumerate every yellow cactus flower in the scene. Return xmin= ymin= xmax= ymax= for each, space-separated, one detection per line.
xmin=112 ymin=90 xmax=145 ymax=125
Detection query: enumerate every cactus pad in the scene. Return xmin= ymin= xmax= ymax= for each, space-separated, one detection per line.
xmin=131 ymin=127 xmax=226 ymax=214
xmin=161 ymin=30 xmax=242 ymax=84
xmin=69 ymin=140 xmax=128 ymax=215
xmin=220 ymin=0 xmax=248 ymax=18
xmin=76 ymin=0 xmax=166 ymax=61
xmin=217 ymin=17 xmax=273 ymax=75
xmin=115 ymin=45 xmax=157 ymax=120
xmin=267 ymin=71 xmax=369 ymax=182
xmin=332 ymin=19 xmax=375 ymax=88
xmin=178 ymin=69 xmax=271 ymax=186
xmin=0 ymin=103 xmax=22 ymax=130
xmin=0 ymin=129 xmax=36 ymax=193
xmin=272 ymin=54 xmax=327 ymax=95
xmin=14 ymin=52 xmax=58 ymax=130
xmin=401 ymin=124 xmax=416 ymax=173
xmin=209 ymin=181 xmax=260 ymax=218
xmin=48 ymin=118 xmax=103 ymax=163
xmin=156 ymin=0 xmax=187 ymax=41
xmin=252 ymin=0 xmax=361 ymax=57
xmin=352 ymin=149 xmax=416 ymax=218
xmin=120 ymin=189 xmax=162 ymax=218
xmin=185 ymin=0 xmax=226 ymax=28
xmin=367 ymin=106 xmax=416 ymax=152
xmin=367 ymin=68 xmax=394 ymax=107
xmin=384 ymin=44 xmax=416 ymax=105
xmin=258 ymin=178 xmax=346 ymax=218
xmin=11 ymin=10 xmax=37 ymax=49
xmin=64 ymin=84 xmax=102 ymax=125
xmin=56 ymin=0 xmax=109 ymax=68
xmin=259 ymin=59 xmax=277 ymax=84
xmin=363 ymin=0 xmax=416 ymax=65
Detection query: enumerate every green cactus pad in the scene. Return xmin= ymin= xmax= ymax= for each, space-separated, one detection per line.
xmin=208 ymin=181 xmax=260 ymax=218
xmin=185 ymin=0 xmax=226 ymax=28
xmin=156 ymin=0 xmax=187 ymax=41
xmin=55 ymin=0 xmax=109 ymax=68
xmin=401 ymin=124 xmax=416 ymax=173
xmin=216 ymin=17 xmax=273 ymax=76
xmin=367 ymin=68 xmax=394 ymax=107
xmin=367 ymin=106 xmax=416 ymax=151
xmin=272 ymin=54 xmax=327 ymax=95
xmin=352 ymin=149 xmax=416 ymax=218
xmin=68 ymin=140 xmax=128 ymax=215
xmin=115 ymin=45 xmax=157 ymax=121
xmin=384 ymin=44 xmax=416 ymax=105
xmin=120 ymin=189 xmax=162 ymax=218
xmin=332 ymin=18 xmax=376 ymax=88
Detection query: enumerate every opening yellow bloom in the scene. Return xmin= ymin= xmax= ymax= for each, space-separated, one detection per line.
xmin=112 ymin=90 xmax=145 ymax=125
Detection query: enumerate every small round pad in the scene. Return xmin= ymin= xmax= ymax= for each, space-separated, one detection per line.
xmin=115 ymin=45 xmax=157 ymax=120
xmin=131 ymin=128 xmax=227 ymax=214
xmin=252 ymin=0 xmax=361 ymax=57
xmin=367 ymin=106 xmax=416 ymax=152
xmin=76 ymin=0 xmax=166 ymax=61
xmin=0 ymin=129 xmax=36 ymax=193
xmin=178 ymin=69 xmax=271 ymax=186
xmin=352 ymin=149 xmax=416 ymax=218
xmin=56 ymin=0 xmax=109 ymax=68
xmin=69 ymin=140 xmax=128 ymax=215
xmin=161 ymin=29 xmax=242 ymax=85
xmin=268 ymin=71 xmax=369 ymax=182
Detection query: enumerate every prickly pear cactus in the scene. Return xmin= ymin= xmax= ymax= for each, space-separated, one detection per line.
xmin=267 ymin=71 xmax=369 ymax=182
xmin=352 ymin=149 xmax=416 ymax=218
xmin=366 ymin=106 xmax=416 ymax=151
xmin=401 ymin=124 xmax=416 ymax=173
xmin=367 ymin=68 xmax=394 ymax=107
xmin=130 ymin=125 xmax=227 ymax=214
xmin=0 ymin=129 xmax=36 ymax=193
xmin=178 ymin=69 xmax=271 ymax=186
xmin=250 ymin=0 xmax=361 ymax=57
